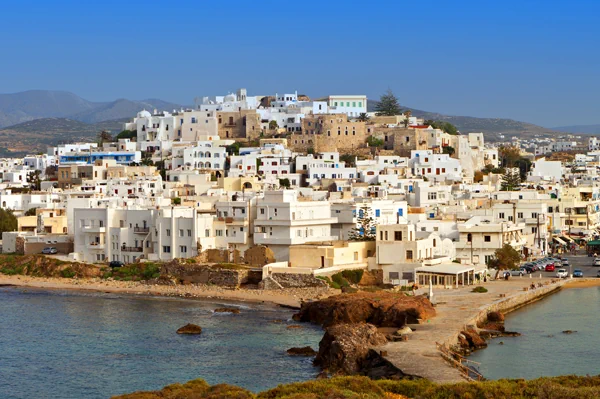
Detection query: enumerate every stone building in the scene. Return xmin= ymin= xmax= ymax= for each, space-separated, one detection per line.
xmin=216 ymin=110 xmax=262 ymax=141
xmin=289 ymin=114 xmax=368 ymax=152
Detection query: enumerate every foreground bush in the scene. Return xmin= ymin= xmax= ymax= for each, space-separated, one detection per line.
xmin=114 ymin=375 xmax=600 ymax=399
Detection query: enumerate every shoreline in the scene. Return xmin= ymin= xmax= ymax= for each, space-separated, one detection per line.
xmin=0 ymin=274 xmax=331 ymax=308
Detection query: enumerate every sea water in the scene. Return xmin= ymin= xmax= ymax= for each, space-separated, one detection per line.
xmin=469 ymin=286 xmax=600 ymax=379
xmin=0 ymin=287 xmax=322 ymax=398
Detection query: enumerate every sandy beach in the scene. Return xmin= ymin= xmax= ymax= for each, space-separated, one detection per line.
xmin=0 ymin=274 xmax=331 ymax=308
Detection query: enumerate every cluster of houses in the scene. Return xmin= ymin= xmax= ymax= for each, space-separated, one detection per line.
xmin=2 ymin=88 xmax=600 ymax=288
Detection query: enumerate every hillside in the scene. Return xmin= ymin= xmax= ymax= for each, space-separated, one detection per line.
xmin=0 ymin=90 xmax=183 ymax=128
xmin=367 ymin=100 xmax=559 ymax=141
xmin=553 ymin=124 xmax=600 ymax=135
xmin=0 ymin=117 xmax=125 ymax=154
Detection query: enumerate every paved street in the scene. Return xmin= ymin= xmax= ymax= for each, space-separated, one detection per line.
xmin=525 ymin=254 xmax=600 ymax=279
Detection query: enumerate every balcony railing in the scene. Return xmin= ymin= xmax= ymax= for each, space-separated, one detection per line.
xmin=134 ymin=227 xmax=150 ymax=234
xmin=122 ymin=246 xmax=143 ymax=252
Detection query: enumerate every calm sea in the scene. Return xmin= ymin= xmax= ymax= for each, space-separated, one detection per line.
xmin=469 ymin=286 xmax=600 ymax=379
xmin=0 ymin=287 xmax=323 ymax=399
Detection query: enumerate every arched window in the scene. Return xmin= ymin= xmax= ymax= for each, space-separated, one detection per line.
xmin=433 ymin=239 xmax=437 ymax=247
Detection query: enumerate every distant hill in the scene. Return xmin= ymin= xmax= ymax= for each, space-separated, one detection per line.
xmin=367 ymin=100 xmax=558 ymax=141
xmin=0 ymin=90 xmax=183 ymax=128
xmin=552 ymin=124 xmax=600 ymax=135
xmin=0 ymin=117 xmax=126 ymax=155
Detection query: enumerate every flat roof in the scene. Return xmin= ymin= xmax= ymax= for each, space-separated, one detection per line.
xmin=415 ymin=263 xmax=475 ymax=275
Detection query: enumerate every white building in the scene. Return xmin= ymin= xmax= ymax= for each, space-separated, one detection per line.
xmin=327 ymin=95 xmax=367 ymax=117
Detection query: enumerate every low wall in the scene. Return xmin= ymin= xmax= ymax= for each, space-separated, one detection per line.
xmin=161 ymin=262 xmax=251 ymax=288
xmin=313 ymin=263 xmax=367 ymax=277
xmin=440 ymin=280 xmax=566 ymax=349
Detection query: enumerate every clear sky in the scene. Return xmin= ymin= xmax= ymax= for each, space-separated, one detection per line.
xmin=1 ymin=0 xmax=599 ymax=127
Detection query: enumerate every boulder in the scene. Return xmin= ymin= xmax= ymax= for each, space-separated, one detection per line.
xmin=214 ymin=307 xmax=240 ymax=314
xmin=286 ymin=325 xmax=303 ymax=330
xmin=395 ymin=326 xmax=413 ymax=335
xmin=487 ymin=311 xmax=505 ymax=322
xmin=314 ymin=323 xmax=388 ymax=374
xmin=176 ymin=323 xmax=202 ymax=334
xmin=286 ymin=346 xmax=317 ymax=356
xmin=293 ymin=292 xmax=436 ymax=328
xmin=459 ymin=329 xmax=487 ymax=351
xmin=562 ymin=330 xmax=577 ymax=334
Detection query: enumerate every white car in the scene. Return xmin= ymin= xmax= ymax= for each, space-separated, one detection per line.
xmin=593 ymin=258 xmax=600 ymax=266
xmin=556 ymin=269 xmax=569 ymax=278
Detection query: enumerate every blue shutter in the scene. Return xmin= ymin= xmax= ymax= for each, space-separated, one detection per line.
xmin=375 ymin=209 xmax=380 ymax=217
xmin=398 ymin=209 xmax=403 ymax=216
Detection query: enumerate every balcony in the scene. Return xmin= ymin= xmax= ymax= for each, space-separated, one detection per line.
xmin=87 ymin=242 xmax=105 ymax=249
xmin=122 ymin=246 xmax=143 ymax=253
xmin=82 ymin=225 xmax=106 ymax=233
xmin=134 ymin=227 xmax=150 ymax=234
xmin=224 ymin=122 xmax=237 ymax=127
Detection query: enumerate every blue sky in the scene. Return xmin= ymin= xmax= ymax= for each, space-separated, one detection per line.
xmin=1 ymin=0 xmax=599 ymax=127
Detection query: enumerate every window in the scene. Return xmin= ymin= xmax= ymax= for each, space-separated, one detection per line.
xmin=467 ymin=233 xmax=472 ymax=242
xmin=532 ymin=212 xmax=538 ymax=218
xmin=384 ymin=231 xmax=388 ymax=240
xmin=394 ymin=231 xmax=402 ymax=241
xmin=180 ymin=246 xmax=187 ymax=253
xmin=428 ymin=192 xmax=437 ymax=200
xmin=163 ymin=246 xmax=171 ymax=253
xmin=179 ymin=229 xmax=184 ymax=237
xmin=508 ymin=216 xmax=513 ymax=222
xmin=433 ymin=239 xmax=437 ymax=247
xmin=406 ymin=250 xmax=413 ymax=260
xmin=484 ymin=235 xmax=491 ymax=242
xmin=260 ymin=208 xmax=265 ymax=215
xmin=498 ymin=212 xmax=505 ymax=219
xmin=216 ymin=230 xmax=223 ymax=236
xmin=205 ymin=229 xmax=210 ymax=237
xmin=166 ymin=229 xmax=171 ymax=237
xmin=380 ymin=231 xmax=383 ymax=240
xmin=187 ymin=229 xmax=192 ymax=237
xmin=485 ymin=255 xmax=493 ymax=265
xmin=518 ymin=212 xmax=524 ymax=219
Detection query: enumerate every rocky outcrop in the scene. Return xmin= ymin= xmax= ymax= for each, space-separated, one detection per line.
xmin=458 ymin=328 xmax=488 ymax=352
xmin=176 ymin=324 xmax=202 ymax=334
xmin=287 ymin=346 xmax=317 ymax=356
xmin=361 ymin=349 xmax=420 ymax=380
xmin=487 ymin=311 xmax=505 ymax=322
xmin=0 ymin=254 xmax=102 ymax=279
xmin=293 ymin=292 xmax=436 ymax=328
xmin=214 ymin=307 xmax=240 ymax=314
xmin=314 ymin=323 xmax=388 ymax=374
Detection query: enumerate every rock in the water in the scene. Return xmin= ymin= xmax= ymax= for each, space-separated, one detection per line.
xmin=314 ymin=322 xmax=388 ymax=374
xmin=214 ymin=307 xmax=240 ymax=314
xmin=286 ymin=325 xmax=303 ymax=330
xmin=293 ymin=292 xmax=436 ymax=328
xmin=287 ymin=346 xmax=317 ymax=356
xmin=562 ymin=330 xmax=577 ymax=334
xmin=487 ymin=311 xmax=505 ymax=323
xmin=499 ymin=341 xmax=504 ymax=345
xmin=395 ymin=326 xmax=413 ymax=335
xmin=459 ymin=329 xmax=487 ymax=351
xmin=176 ymin=324 xmax=202 ymax=334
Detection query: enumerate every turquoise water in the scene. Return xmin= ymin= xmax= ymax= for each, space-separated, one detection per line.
xmin=0 ymin=287 xmax=323 ymax=398
xmin=469 ymin=286 xmax=600 ymax=379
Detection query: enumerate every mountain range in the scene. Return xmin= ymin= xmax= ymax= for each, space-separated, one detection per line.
xmin=0 ymin=90 xmax=183 ymax=128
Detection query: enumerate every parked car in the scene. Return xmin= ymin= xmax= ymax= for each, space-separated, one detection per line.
xmin=510 ymin=269 xmax=524 ymax=277
xmin=41 ymin=247 xmax=57 ymax=254
xmin=556 ymin=269 xmax=569 ymax=278
xmin=109 ymin=261 xmax=124 ymax=269
xmin=597 ymin=270 xmax=600 ymax=278
xmin=593 ymin=258 xmax=600 ymax=266
xmin=573 ymin=269 xmax=584 ymax=278
xmin=522 ymin=265 xmax=535 ymax=273
xmin=545 ymin=264 xmax=555 ymax=272
xmin=562 ymin=258 xmax=570 ymax=266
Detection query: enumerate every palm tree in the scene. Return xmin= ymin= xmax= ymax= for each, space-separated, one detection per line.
xmin=357 ymin=113 xmax=369 ymax=122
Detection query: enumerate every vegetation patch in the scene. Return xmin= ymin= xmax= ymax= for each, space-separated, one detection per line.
xmin=103 ymin=263 xmax=160 ymax=281
xmin=472 ymin=286 xmax=488 ymax=293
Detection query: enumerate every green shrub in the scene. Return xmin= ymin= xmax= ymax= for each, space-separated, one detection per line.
xmin=316 ymin=276 xmax=341 ymax=290
xmin=331 ymin=272 xmax=350 ymax=288
xmin=60 ymin=267 xmax=76 ymax=278
xmin=341 ymin=269 xmax=364 ymax=284
xmin=472 ymin=286 xmax=488 ymax=293
xmin=0 ymin=265 xmax=24 ymax=275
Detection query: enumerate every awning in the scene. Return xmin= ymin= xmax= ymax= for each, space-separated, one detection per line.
xmin=587 ymin=240 xmax=600 ymax=246
xmin=553 ymin=237 xmax=567 ymax=245
xmin=561 ymin=235 xmax=574 ymax=243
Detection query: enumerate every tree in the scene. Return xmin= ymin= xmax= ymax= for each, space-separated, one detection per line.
xmin=172 ymin=197 xmax=181 ymax=205
xmin=474 ymin=170 xmax=484 ymax=183
xmin=115 ymin=130 xmax=137 ymax=141
xmin=498 ymin=145 xmax=521 ymax=168
xmin=357 ymin=113 xmax=370 ymax=122
xmin=339 ymin=154 xmax=357 ymax=167
xmin=279 ymin=178 xmax=291 ymax=189
xmin=500 ymin=168 xmax=521 ymax=191
xmin=269 ymin=120 xmax=279 ymax=130
xmin=97 ymin=130 xmax=113 ymax=144
xmin=375 ymin=89 xmax=402 ymax=116
xmin=348 ymin=206 xmax=376 ymax=241
xmin=24 ymin=207 xmax=38 ymax=216
xmin=426 ymin=120 xmax=458 ymax=135
xmin=366 ymin=135 xmax=384 ymax=148
xmin=226 ymin=142 xmax=241 ymax=156
xmin=0 ymin=209 xmax=17 ymax=234
xmin=489 ymin=244 xmax=522 ymax=270
xmin=27 ymin=170 xmax=41 ymax=191
xmin=442 ymin=146 xmax=455 ymax=156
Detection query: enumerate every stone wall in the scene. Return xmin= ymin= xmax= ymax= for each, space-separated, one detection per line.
xmin=161 ymin=261 xmax=251 ymax=288
xmin=244 ymin=245 xmax=275 ymax=266
xmin=289 ymin=114 xmax=368 ymax=153
xmin=260 ymin=272 xmax=328 ymax=289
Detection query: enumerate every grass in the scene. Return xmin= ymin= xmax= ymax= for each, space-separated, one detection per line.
xmin=113 ymin=375 xmax=600 ymax=398
xmin=60 ymin=267 xmax=76 ymax=278
xmin=316 ymin=276 xmax=341 ymax=289
xmin=103 ymin=263 xmax=161 ymax=281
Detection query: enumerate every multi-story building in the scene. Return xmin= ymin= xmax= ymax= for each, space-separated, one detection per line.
xmin=327 ymin=95 xmax=367 ymax=117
